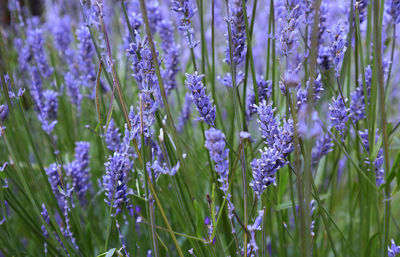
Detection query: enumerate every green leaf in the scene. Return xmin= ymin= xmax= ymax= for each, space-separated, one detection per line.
xmin=193 ymin=200 xmax=203 ymax=238
xmin=97 ymin=248 xmax=116 ymax=257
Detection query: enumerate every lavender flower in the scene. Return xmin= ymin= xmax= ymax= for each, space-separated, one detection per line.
xmin=76 ymin=25 xmax=96 ymax=97
xmin=274 ymin=119 xmax=295 ymax=157
xmin=178 ymin=93 xmax=193 ymax=132
xmin=67 ymin=142 xmax=91 ymax=204
xmin=45 ymin=163 xmax=64 ymax=207
xmin=147 ymin=160 xmax=180 ymax=180
xmin=276 ymin=1 xmax=303 ymax=57
xmin=147 ymin=0 xmax=162 ymax=34
xmin=139 ymin=91 xmax=158 ymax=136
xmin=350 ymin=86 xmax=365 ymax=122
xmin=318 ymin=46 xmax=332 ymax=71
xmin=350 ymin=65 xmax=372 ymax=122
xmin=359 ymin=130 xmax=385 ymax=186
xmin=15 ymin=38 xmax=30 ymax=73
xmin=116 ymin=220 xmax=130 ymax=257
xmin=256 ymin=101 xmax=280 ymax=147
xmin=26 ymin=19 xmax=53 ymax=78
xmin=387 ymin=0 xmax=400 ymax=24
xmin=328 ymin=22 xmax=347 ymax=77
xmin=185 ymin=72 xmax=216 ymax=126
xmin=51 ymin=15 xmax=74 ymax=62
xmin=105 ymin=119 xmax=121 ymax=152
xmin=0 ymin=105 xmax=8 ymax=122
xmin=225 ymin=0 xmax=247 ymax=65
xmin=127 ymin=35 xmax=160 ymax=93
xmin=64 ymin=72 xmax=82 ymax=112
xmin=103 ymin=152 xmax=133 ymax=216
xmin=205 ymin=128 xmax=236 ymax=234
xmin=388 ymin=239 xmax=400 ymax=257
xmin=159 ymin=20 xmax=180 ymax=95
xmin=250 ymin=147 xmax=287 ymax=197
xmin=38 ymin=90 xmax=59 ymax=135
xmin=329 ymin=96 xmax=350 ymax=136
xmin=247 ymin=209 xmax=264 ymax=253
xmin=40 ymin=204 xmax=50 ymax=254
xmin=170 ymin=0 xmax=199 ymax=48
xmin=205 ymin=128 xmax=229 ymax=192
xmin=247 ymin=78 xmax=272 ymax=118
xmin=41 ymin=90 xmax=59 ymax=121
xmin=312 ymin=134 xmax=334 ymax=166
xmin=218 ymin=71 xmax=244 ymax=88
xmin=61 ymin=187 xmax=79 ymax=250
xmin=355 ymin=0 xmax=369 ymax=24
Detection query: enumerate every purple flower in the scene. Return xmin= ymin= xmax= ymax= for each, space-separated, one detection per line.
xmin=355 ymin=0 xmax=369 ymax=24
xmin=274 ymin=119 xmax=295 ymax=157
xmin=218 ymin=71 xmax=244 ymax=88
xmin=359 ymin=130 xmax=385 ymax=186
xmin=256 ymin=101 xmax=280 ymax=147
xmin=26 ymin=18 xmax=53 ymax=78
xmin=76 ymin=25 xmax=96 ymax=97
xmin=45 ymin=163 xmax=64 ymax=207
xmin=64 ymin=72 xmax=82 ymax=112
xmin=248 ymin=209 xmax=264 ymax=253
xmin=139 ymin=91 xmax=158 ymax=136
xmin=40 ymin=204 xmax=50 ymax=253
xmin=116 ymin=220 xmax=130 ymax=257
xmin=51 ymin=15 xmax=74 ymax=62
xmin=225 ymin=0 xmax=247 ymax=65
xmin=103 ymin=152 xmax=133 ymax=216
xmin=147 ymin=0 xmax=162 ymax=34
xmin=159 ymin=20 xmax=180 ymax=95
xmin=178 ymin=93 xmax=193 ymax=132
xmin=38 ymin=90 xmax=59 ymax=135
xmin=185 ymin=72 xmax=216 ymax=126
xmin=205 ymin=127 xmax=236 ymax=233
xmin=250 ymin=147 xmax=287 ymax=197
xmin=388 ymin=239 xmax=400 ymax=257
xmin=312 ymin=134 xmax=334 ymax=166
xmin=66 ymin=142 xmax=91 ymax=204
xmin=329 ymin=96 xmax=350 ymax=136
xmin=127 ymin=35 xmax=160 ymax=94
xmin=147 ymin=160 xmax=180 ymax=179
xmin=105 ymin=119 xmax=121 ymax=152
xmin=387 ymin=0 xmax=400 ymax=24
xmin=276 ymin=1 xmax=303 ymax=57
xmin=170 ymin=0 xmax=199 ymax=49
xmin=350 ymin=65 xmax=372 ymax=122
xmin=41 ymin=90 xmax=59 ymax=121
xmin=350 ymin=86 xmax=365 ymax=122
xmin=205 ymin=128 xmax=229 ymax=192
xmin=328 ymin=22 xmax=347 ymax=77
xmin=318 ymin=46 xmax=332 ymax=71
xmin=247 ymin=78 xmax=272 ymax=118
xmin=0 ymin=104 xmax=8 ymax=122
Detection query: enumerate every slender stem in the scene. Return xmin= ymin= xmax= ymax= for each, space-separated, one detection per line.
xmin=373 ymin=0 xmax=391 ymax=255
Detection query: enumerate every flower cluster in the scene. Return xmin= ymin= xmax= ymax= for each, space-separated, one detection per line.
xmin=329 ymin=22 xmax=347 ymax=77
xmin=387 ymin=0 xmax=400 ymax=24
xmin=329 ymin=96 xmax=350 ymax=137
xmin=185 ymin=72 xmax=216 ymax=126
xmin=66 ymin=142 xmax=91 ymax=204
xmin=103 ymin=151 xmax=133 ymax=216
xmin=251 ymin=101 xmax=294 ymax=196
xmin=171 ymin=0 xmax=199 ymax=48
xmin=359 ymin=130 xmax=384 ymax=186
xmin=225 ymin=0 xmax=247 ymax=65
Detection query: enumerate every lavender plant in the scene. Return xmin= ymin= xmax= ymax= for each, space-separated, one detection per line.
xmin=1 ymin=0 xmax=400 ymax=256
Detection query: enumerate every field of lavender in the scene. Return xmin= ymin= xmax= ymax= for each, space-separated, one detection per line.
xmin=1 ymin=0 xmax=400 ymax=256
